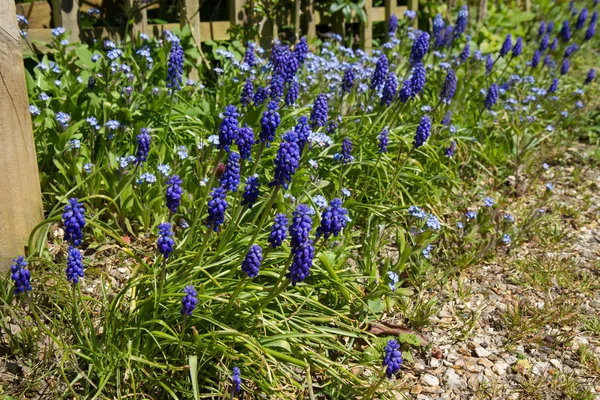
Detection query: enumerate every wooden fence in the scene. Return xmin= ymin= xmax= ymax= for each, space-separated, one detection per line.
xmin=16 ymin=0 xmax=418 ymax=53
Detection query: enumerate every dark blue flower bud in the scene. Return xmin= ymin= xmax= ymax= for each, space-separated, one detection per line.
xmin=218 ymin=105 xmax=239 ymax=152
xmin=585 ymin=21 xmax=596 ymax=41
xmin=220 ymin=152 xmax=241 ymax=192
xmin=244 ymin=42 xmax=256 ymax=67
xmin=388 ymin=14 xmax=398 ymax=36
xmin=236 ymin=124 xmax=255 ymax=160
xmin=378 ymin=129 xmax=389 ymax=153
xmin=241 ymin=244 xmax=262 ymax=278
xmin=500 ymin=34 xmax=512 ymax=57
xmin=166 ymin=42 xmax=184 ymax=90
xmin=253 ymin=86 xmax=268 ymax=106
xmin=206 ymin=187 xmax=228 ymax=232
xmin=270 ymin=132 xmax=300 ymax=189
xmin=413 ymin=115 xmax=431 ymax=148
xmin=342 ymin=66 xmax=355 ymax=93
xmin=485 ymin=54 xmax=493 ymax=75
xmin=316 ymin=198 xmax=348 ymax=239
xmin=181 ymin=284 xmax=198 ymax=315
xmin=410 ymin=63 xmax=426 ymax=97
xmin=460 ymin=43 xmax=470 ymax=63
xmin=560 ymin=59 xmax=570 ymax=75
xmin=269 ymin=73 xmax=285 ymax=100
xmin=453 ymin=5 xmax=468 ymax=39
xmin=66 ymin=246 xmax=84 ymax=284
xmin=294 ymin=37 xmax=308 ymax=65
xmin=11 ymin=256 xmax=31 ymax=294
xmin=531 ymin=50 xmax=541 ymax=69
xmin=547 ymin=21 xmax=554 ymax=33
xmin=538 ymin=21 xmax=546 ymax=38
xmin=294 ymin=116 xmax=311 ymax=150
xmin=548 ymin=78 xmax=558 ymax=93
xmin=136 ymin=128 xmax=151 ymax=162
xmin=445 ymin=140 xmax=457 ymax=157
xmin=559 ymin=20 xmax=571 ymax=42
xmin=232 ymin=367 xmax=241 ymax=393
xmin=585 ymin=68 xmax=596 ymax=85
xmin=383 ymin=339 xmax=403 ymax=379
xmin=285 ymin=80 xmax=299 ymax=106
xmin=484 ymin=83 xmax=499 ymax=110
xmin=540 ymin=34 xmax=549 ymax=52
xmin=287 ymin=239 xmax=314 ymax=285
xmin=268 ymin=213 xmax=288 ymax=248
xmin=341 ymin=137 xmax=353 ymax=163
xmin=166 ymin=175 xmax=183 ymax=213
xmin=310 ymin=94 xmax=328 ymax=128
xmin=289 ymin=204 xmax=313 ymax=248
xmin=433 ymin=14 xmax=445 ymax=39
xmin=241 ymin=175 xmax=260 ymax=208
xmin=576 ymin=8 xmax=588 ymax=30
xmin=410 ymin=32 xmax=430 ymax=65
xmin=371 ymin=54 xmax=389 ymax=89
xmin=381 ymin=72 xmax=398 ymax=107
xmin=63 ymin=198 xmax=86 ymax=247
xmin=442 ymin=111 xmax=452 ymax=126
xmin=240 ymin=79 xmax=254 ymax=107
xmin=512 ymin=37 xmax=523 ymax=57
xmin=260 ymin=101 xmax=280 ymax=147
xmin=398 ymin=79 xmax=413 ymax=102
xmin=440 ymin=69 xmax=457 ymax=104
xmin=157 ymin=222 xmax=175 ymax=258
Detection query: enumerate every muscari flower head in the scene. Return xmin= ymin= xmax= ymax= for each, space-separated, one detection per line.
xmin=206 ymin=187 xmax=228 ymax=232
xmin=454 ymin=5 xmax=468 ymax=39
xmin=181 ymin=285 xmax=198 ymax=316
xmin=241 ymin=175 xmax=260 ymax=208
xmin=564 ymin=43 xmax=578 ymax=58
xmin=410 ymin=32 xmax=430 ymax=65
xmin=253 ymin=86 xmax=268 ymax=106
xmin=136 ymin=128 xmax=151 ymax=162
xmin=11 ymin=256 xmax=31 ymax=294
xmin=378 ymin=129 xmax=389 ymax=153
xmin=413 ymin=115 xmax=431 ymax=149
xmin=485 ymin=54 xmax=493 ymax=75
xmin=220 ymin=152 xmax=241 ymax=192
xmin=260 ymin=101 xmax=281 ymax=147
xmin=585 ymin=21 xmax=596 ymax=41
xmin=381 ymin=72 xmax=398 ymax=107
xmin=546 ymin=20 xmax=554 ymax=33
xmin=433 ymin=14 xmax=445 ymax=39
xmin=442 ymin=111 xmax=452 ymax=126
xmin=240 ymin=78 xmax=254 ymax=107
xmin=286 ymin=80 xmax=299 ymax=106
xmin=559 ymin=20 xmax=571 ymax=42
xmin=484 ymin=83 xmax=499 ymax=110
xmin=548 ymin=78 xmax=559 ymax=93
xmin=500 ymin=34 xmax=512 ymax=57
xmin=63 ymin=198 xmax=86 ymax=247
xmin=531 ymin=50 xmax=541 ymax=69
xmin=166 ymin=42 xmax=184 ymax=90
xmin=560 ymin=59 xmax=570 ymax=75
xmin=398 ymin=79 xmax=413 ymax=102
xmin=232 ymin=367 xmax=242 ymax=393
xmin=270 ymin=132 xmax=301 ymax=189
xmin=576 ymin=8 xmax=588 ymax=30
xmin=268 ymin=213 xmax=288 ymax=248
xmin=341 ymin=137 xmax=353 ymax=163
xmin=512 ymin=37 xmax=523 ymax=57
xmin=236 ymin=124 xmax=255 ymax=161
xmin=538 ymin=21 xmax=546 ymax=38
xmin=269 ymin=73 xmax=285 ymax=100
xmin=410 ymin=63 xmax=426 ymax=97
xmin=66 ymin=246 xmax=84 ymax=284
xmin=310 ymin=94 xmax=328 ymax=128
xmin=342 ymin=66 xmax=355 ymax=94
xmin=287 ymin=239 xmax=314 ymax=285
xmin=592 ymin=10 xmax=598 ymax=25
xmin=316 ymin=198 xmax=348 ymax=240
xmin=445 ymin=140 xmax=457 ymax=157
xmin=157 ymin=222 xmax=175 ymax=258
xmin=440 ymin=69 xmax=457 ymax=104
xmin=294 ymin=116 xmax=311 ymax=150
xmin=294 ymin=37 xmax=309 ymax=65
xmin=241 ymin=244 xmax=262 ymax=278
xmin=219 ymin=105 xmax=239 ymax=152
xmin=460 ymin=43 xmax=470 ymax=63
xmin=166 ymin=175 xmax=184 ymax=213
xmin=244 ymin=42 xmax=256 ymax=67
xmin=388 ymin=14 xmax=398 ymax=36
xmin=585 ymin=68 xmax=596 ymax=85
xmin=371 ymin=54 xmax=389 ymax=90
xmin=383 ymin=339 xmax=403 ymax=379
xmin=289 ymin=204 xmax=313 ymax=248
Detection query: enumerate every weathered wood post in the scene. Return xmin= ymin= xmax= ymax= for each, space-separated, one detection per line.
xmin=60 ymin=0 xmax=80 ymax=41
xmin=125 ymin=0 xmax=148 ymax=38
xmin=303 ymin=0 xmax=317 ymax=38
xmin=359 ymin=0 xmax=373 ymax=51
xmin=181 ymin=0 xmax=202 ymax=79
xmin=0 ymin=0 xmax=44 ymax=271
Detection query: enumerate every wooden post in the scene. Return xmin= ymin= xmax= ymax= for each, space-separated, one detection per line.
xmin=384 ymin=0 xmax=394 ymax=23
xmin=407 ymin=0 xmax=418 ymax=28
xmin=478 ymin=0 xmax=488 ymax=23
xmin=303 ymin=0 xmax=317 ymax=38
xmin=294 ymin=0 xmax=300 ymax=40
xmin=0 ymin=0 xmax=44 ymax=271
xmin=181 ymin=0 xmax=201 ymax=80
xmin=229 ymin=0 xmax=247 ymax=27
xmin=60 ymin=0 xmax=80 ymax=41
xmin=359 ymin=0 xmax=373 ymax=51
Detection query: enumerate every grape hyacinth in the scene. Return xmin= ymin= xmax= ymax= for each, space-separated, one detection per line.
xmin=269 ymin=74 xmax=285 ymax=100
xmin=560 ymin=20 xmax=571 ymax=42
xmin=285 ymin=80 xmax=299 ymax=106
xmin=294 ymin=116 xmax=311 ymax=149
xmin=341 ymin=137 xmax=353 ymax=163
xmin=166 ymin=175 xmax=183 ymax=213
xmin=181 ymin=285 xmax=198 ymax=316
xmin=289 ymin=204 xmax=313 ymax=248
xmin=241 ymin=245 xmax=262 ymax=278
xmin=310 ymin=94 xmax=328 ymax=128
xmin=547 ymin=21 xmax=555 ymax=33
xmin=268 ymin=213 xmax=288 ymax=248
xmin=378 ymin=129 xmax=389 ymax=153
xmin=442 ymin=111 xmax=452 ymax=126
xmin=270 ymin=132 xmax=301 ymax=189
xmin=241 ymin=175 xmax=260 ymax=208
xmin=410 ymin=63 xmax=426 ymax=97
xmin=63 ymin=198 xmax=86 ymax=247
xmin=484 ymin=83 xmax=499 ymax=110
xmin=253 ymin=86 xmax=268 ymax=106
xmin=445 ymin=140 xmax=457 ymax=157
xmin=381 ymin=73 xmax=398 ymax=107
xmin=512 ymin=37 xmax=523 ymax=57
xmin=244 ymin=42 xmax=256 ymax=67
xmin=410 ymin=32 xmax=430 ymax=65
xmin=157 ymin=222 xmax=175 ymax=258
xmin=440 ymin=69 xmax=457 ymax=104
xmin=548 ymin=78 xmax=559 ymax=94
xmin=166 ymin=42 xmax=184 ymax=90
xmin=206 ymin=187 xmax=228 ymax=232
xmin=585 ymin=21 xmax=596 ymax=41
xmin=460 ymin=43 xmax=470 ymax=63
xmin=236 ymin=124 xmax=255 ymax=160
xmin=413 ymin=115 xmax=431 ymax=149
xmin=576 ymin=8 xmax=588 ymax=31
xmin=531 ymin=50 xmax=541 ymax=69
xmin=66 ymin=246 xmax=84 ymax=284
xmin=433 ymin=14 xmax=445 ymax=39
xmin=136 ymin=128 xmax=151 ymax=162
xmin=371 ymin=54 xmax=389 ymax=90
xmin=294 ymin=37 xmax=308 ymax=65
xmin=260 ymin=101 xmax=281 ymax=147
xmin=11 ymin=256 xmax=32 ymax=294
xmin=485 ymin=54 xmax=493 ymax=75
xmin=316 ymin=198 xmax=348 ymax=239
xmin=538 ymin=21 xmax=546 ymax=38
xmin=454 ymin=5 xmax=469 ymax=39
xmin=240 ymin=79 xmax=253 ymax=106
xmin=342 ymin=66 xmax=355 ymax=94
xmin=500 ymin=34 xmax=512 ymax=57
xmin=218 ymin=105 xmax=239 ymax=152
xmin=383 ymin=339 xmax=403 ymax=379
xmin=232 ymin=367 xmax=241 ymax=393
xmin=287 ymin=239 xmax=314 ymax=285
xmin=220 ymin=152 xmax=241 ymax=192
xmin=585 ymin=68 xmax=596 ymax=85
xmin=388 ymin=14 xmax=398 ymax=36
xmin=561 ymin=59 xmax=570 ymax=75
xmin=398 ymin=79 xmax=413 ymax=102
xmin=540 ymin=34 xmax=549 ymax=52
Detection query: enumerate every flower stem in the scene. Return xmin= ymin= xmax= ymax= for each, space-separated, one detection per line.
xmin=154 ymin=256 xmax=168 ymax=319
